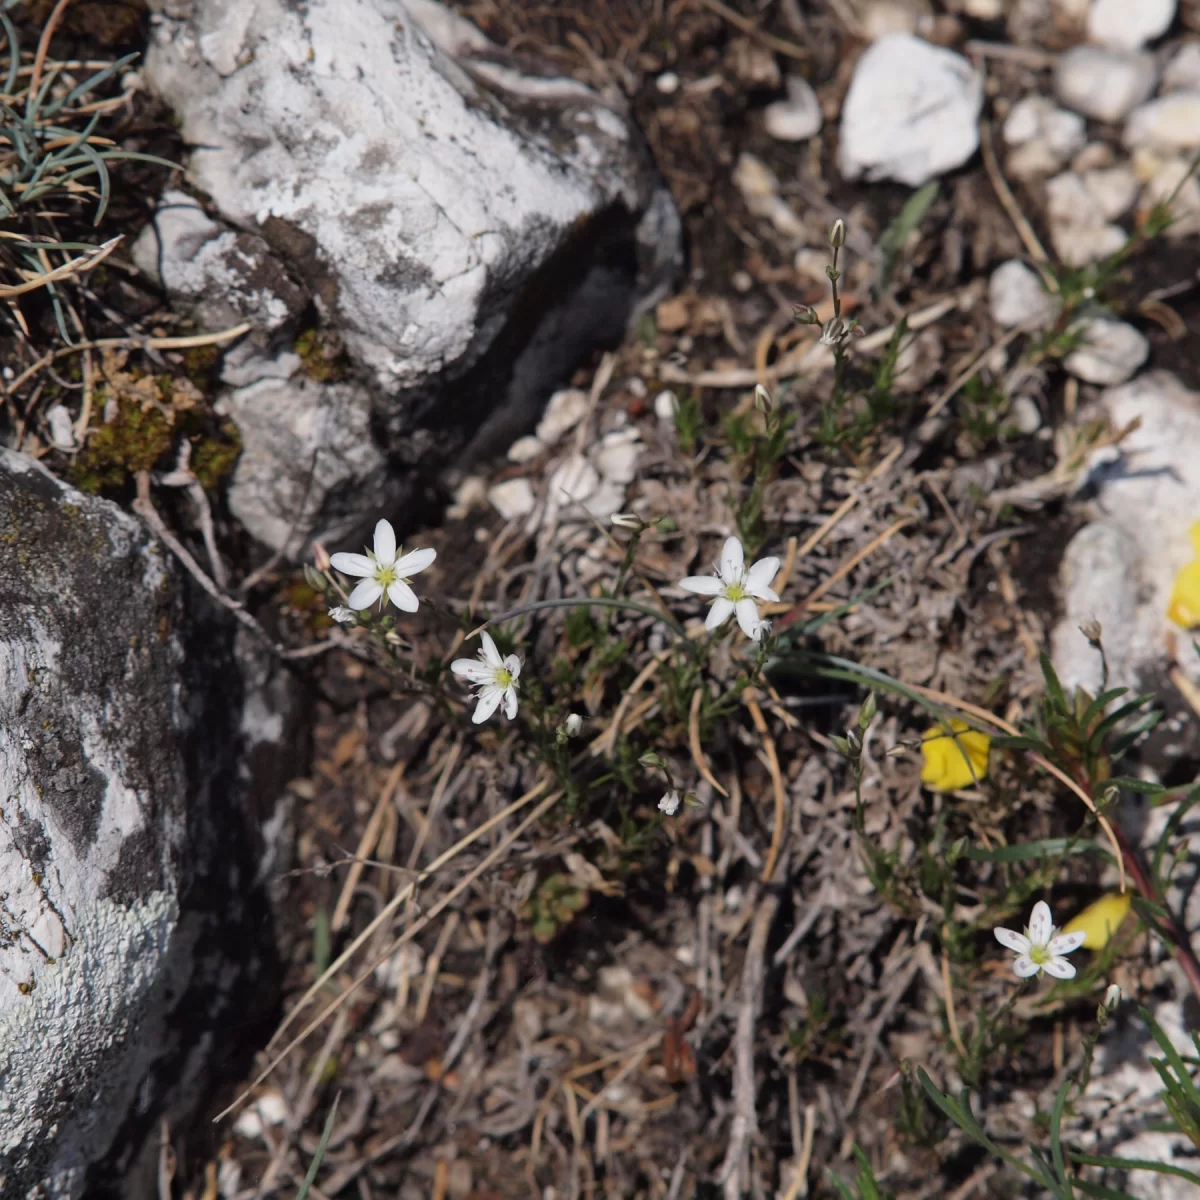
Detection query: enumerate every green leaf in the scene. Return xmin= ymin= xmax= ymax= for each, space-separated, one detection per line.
xmin=1040 ymin=652 xmax=1069 ymax=714
xmin=966 ymin=838 xmax=1110 ymax=864
xmin=1071 ymin=1152 xmax=1200 ymax=1186
xmin=1151 ymin=786 xmax=1200 ymax=888
xmin=1104 ymin=776 xmax=1168 ymax=796
xmin=1050 ymin=1074 xmax=1072 ymax=1192
xmin=295 ymin=1092 xmax=340 ymax=1200
xmin=1072 ymin=1182 xmax=1145 ymax=1200
xmin=1079 ymin=687 xmax=1130 ymax=733
xmin=876 ymin=181 xmax=939 ymax=295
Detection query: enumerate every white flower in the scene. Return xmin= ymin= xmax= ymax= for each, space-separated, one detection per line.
xmin=658 ymin=790 xmax=681 ymax=816
xmin=330 ymin=519 xmax=436 ymax=613
xmin=1104 ymin=983 xmax=1121 ymax=1012
xmin=328 ymin=606 xmax=355 ymax=625
xmin=679 ymin=535 xmax=780 ymax=641
xmin=451 ymin=631 xmax=522 ymax=724
xmin=994 ymin=901 xmax=1086 ymax=980
xmin=564 ymin=713 xmax=583 ymax=737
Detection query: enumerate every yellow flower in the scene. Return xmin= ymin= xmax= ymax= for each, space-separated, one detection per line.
xmin=1167 ymin=520 xmax=1200 ymax=629
xmin=1062 ymin=891 xmax=1132 ymax=950
xmin=919 ymin=719 xmax=990 ymax=792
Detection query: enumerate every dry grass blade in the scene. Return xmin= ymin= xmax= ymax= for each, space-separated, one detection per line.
xmin=690 ymin=685 xmax=729 ymax=798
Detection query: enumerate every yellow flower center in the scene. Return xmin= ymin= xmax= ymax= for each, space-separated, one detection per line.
xmin=724 ymin=581 xmax=747 ymax=601
xmin=375 ymin=564 xmax=397 ymax=587
xmin=1029 ymin=943 xmax=1051 ymax=966
xmin=494 ymin=667 xmax=513 ymax=689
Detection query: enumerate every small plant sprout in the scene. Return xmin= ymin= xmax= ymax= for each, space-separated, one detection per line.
xmin=679 ymin=535 xmax=780 ymax=641
xmin=659 ymin=790 xmax=681 ymax=816
xmin=451 ymin=631 xmax=522 ymax=724
xmin=994 ymin=901 xmax=1086 ymax=980
xmin=330 ymin=519 xmax=436 ymax=613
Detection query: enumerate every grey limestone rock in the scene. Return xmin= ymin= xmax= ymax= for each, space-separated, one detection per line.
xmin=0 ymin=450 xmax=298 ymax=1197
xmin=140 ymin=0 xmax=682 ymax=558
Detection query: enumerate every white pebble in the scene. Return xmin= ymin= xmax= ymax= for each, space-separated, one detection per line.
xmin=1056 ymin=46 xmax=1157 ymax=123
xmin=763 ymin=75 xmax=823 ymax=142
xmin=1080 ymin=165 xmax=1140 ymax=221
xmin=45 ymin=404 xmax=77 ymax=452
xmin=1125 ymin=93 xmax=1200 ymax=154
xmin=488 ymin=477 xmax=537 ymax=520
xmin=988 ymin=260 xmax=1058 ymax=330
xmin=1011 ymin=395 xmax=1043 ymax=434
xmin=839 ymin=34 xmax=983 ymax=187
xmin=536 ymin=387 xmax=588 ymax=445
xmin=507 ymin=435 xmax=544 ymax=463
xmin=1064 ymin=317 xmax=1149 ymax=386
xmin=1163 ymin=43 xmax=1200 ymax=92
xmin=1003 ymin=95 xmax=1086 ymax=178
xmin=656 ymin=71 xmax=680 ymax=95
xmin=1087 ymin=0 xmax=1176 ymax=51
xmin=654 ymin=389 xmax=679 ymax=420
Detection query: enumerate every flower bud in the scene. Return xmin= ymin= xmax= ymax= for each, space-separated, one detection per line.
xmin=304 ymin=563 xmax=328 ymax=592
xmin=754 ymin=383 xmax=773 ymax=414
xmin=1104 ymin=982 xmax=1121 ymax=1012
xmin=564 ymin=713 xmax=583 ymax=737
xmin=858 ymin=692 xmax=877 ymax=729
xmin=1080 ymin=618 xmax=1103 ymax=645
xmin=829 ymin=218 xmax=846 ymax=248
xmin=792 ymin=304 xmax=820 ymax=326
xmin=312 ymin=541 xmax=331 ymax=572
xmin=639 ymin=751 xmax=666 ymax=770
xmin=611 ymin=512 xmax=645 ymax=531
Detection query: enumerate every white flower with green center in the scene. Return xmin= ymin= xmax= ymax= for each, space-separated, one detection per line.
xmin=658 ymin=790 xmax=681 ymax=816
xmin=679 ymin=535 xmax=780 ymax=641
xmin=994 ymin=901 xmax=1085 ymax=979
xmin=451 ymin=631 xmax=522 ymax=724
xmin=330 ymin=519 xmax=436 ymax=613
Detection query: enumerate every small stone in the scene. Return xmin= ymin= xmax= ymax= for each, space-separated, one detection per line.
xmin=1011 ymin=394 xmax=1043 ymax=434
xmin=488 ymin=477 xmax=536 ymax=520
xmin=1056 ymin=46 xmax=1157 ymax=123
xmin=1163 ymin=42 xmax=1200 ymax=92
xmin=1125 ymin=93 xmax=1200 ymax=154
xmin=763 ymin=75 xmax=823 ymax=142
xmin=1087 ymin=0 xmax=1176 ymax=51
xmin=732 ymin=153 xmax=806 ymax=239
xmin=1071 ymin=141 xmax=1115 ymax=172
xmin=1081 ymin=165 xmax=1140 ymax=221
xmin=45 ymin=404 xmax=77 ymax=452
xmin=536 ymin=388 xmax=589 ymax=445
xmin=1064 ymin=317 xmax=1149 ymax=385
xmin=727 ymin=37 xmax=781 ymax=91
xmin=656 ymin=71 xmax=680 ymax=95
xmin=861 ymin=0 xmax=926 ymax=40
xmin=839 ymin=34 xmax=983 ymax=187
xmin=1003 ymin=95 xmax=1086 ymax=177
xmin=988 ymin=260 xmax=1058 ymax=329
xmin=961 ymin=0 xmax=1005 ymax=16
xmin=448 ymin=475 xmax=486 ymax=519
xmin=507 ymin=435 xmax=544 ymax=463
xmin=654 ymin=389 xmax=679 ymax=420
xmin=794 ymin=247 xmax=832 ymax=283
xmin=594 ymin=429 xmax=641 ymax=484
xmin=1055 ymin=223 xmax=1129 ymax=266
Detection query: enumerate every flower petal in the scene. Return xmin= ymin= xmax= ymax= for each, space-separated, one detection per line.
xmin=706 ymin=596 xmax=735 ymax=631
xmin=720 ymin=536 xmax=744 ymax=583
xmin=472 ymin=686 xmax=503 ymax=724
xmin=1028 ymin=901 xmax=1053 ymax=947
xmin=504 ymin=654 xmax=522 ymax=680
xmin=735 ymin=597 xmax=762 ymax=640
xmin=994 ymin=928 xmax=1031 ymax=955
xmin=387 ymin=578 xmax=419 ymax=612
xmin=1012 ymin=955 xmax=1041 ymax=978
xmin=451 ymin=659 xmax=492 ymax=682
xmin=395 ymin=546 xmax=436 ymax=577
xmin=745 ymin=557 xmax=781 ymax=597
xmin=1048 ymin=931 xmax=1086 ymax=957
xmin=1043 ymin=957 xmax=1077 ymax=980
xmin=679 ymin=575 xmax=723 ymax=595
xmin=502 ymin=685 xmax=519 ymax=719
xmin=373 ymin=518 xmax=397 ymax=566
xmin=347 ymin=579 xmax=384 ymax=609
xmin=479 ymin=630 xmax=504 ymax=667
xmin=330 ymin=552 xmax=375 ymax=577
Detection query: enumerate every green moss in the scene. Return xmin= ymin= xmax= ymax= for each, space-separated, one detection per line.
xmin=190 ymin=421 xmax=242 ymax=490
xmin=294 ymin=326 xmax=349 ymax=382
xmin=70 ymin=391 xmax=173 ymax=494
xmin=181 ymin=344 xmax=222 ymax=391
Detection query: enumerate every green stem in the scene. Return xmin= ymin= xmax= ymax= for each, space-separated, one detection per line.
xmin=479 ymin=596 xmax=690 ymax=644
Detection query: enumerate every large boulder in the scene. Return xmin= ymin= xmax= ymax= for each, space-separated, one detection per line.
xmin=0 ymin=449 xmax=297 ymax=1197
xmin=138 ymin=0 xmax=682 ymax=556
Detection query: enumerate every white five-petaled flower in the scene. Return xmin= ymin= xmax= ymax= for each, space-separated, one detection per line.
xmin=658 ymin=790 xmax=681 ymax=816
xmin=679 ymin=535 xmax=780 ymax=641
xmin=451 ymin=631 xmax=522 ymax=724
xmin=330 ymin=519 xmax=436 ymax=613
xmin=994 ymin=901 xmax=1086 ymax=980
xmin=328 ymin=606 xmax=355 ymax=625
